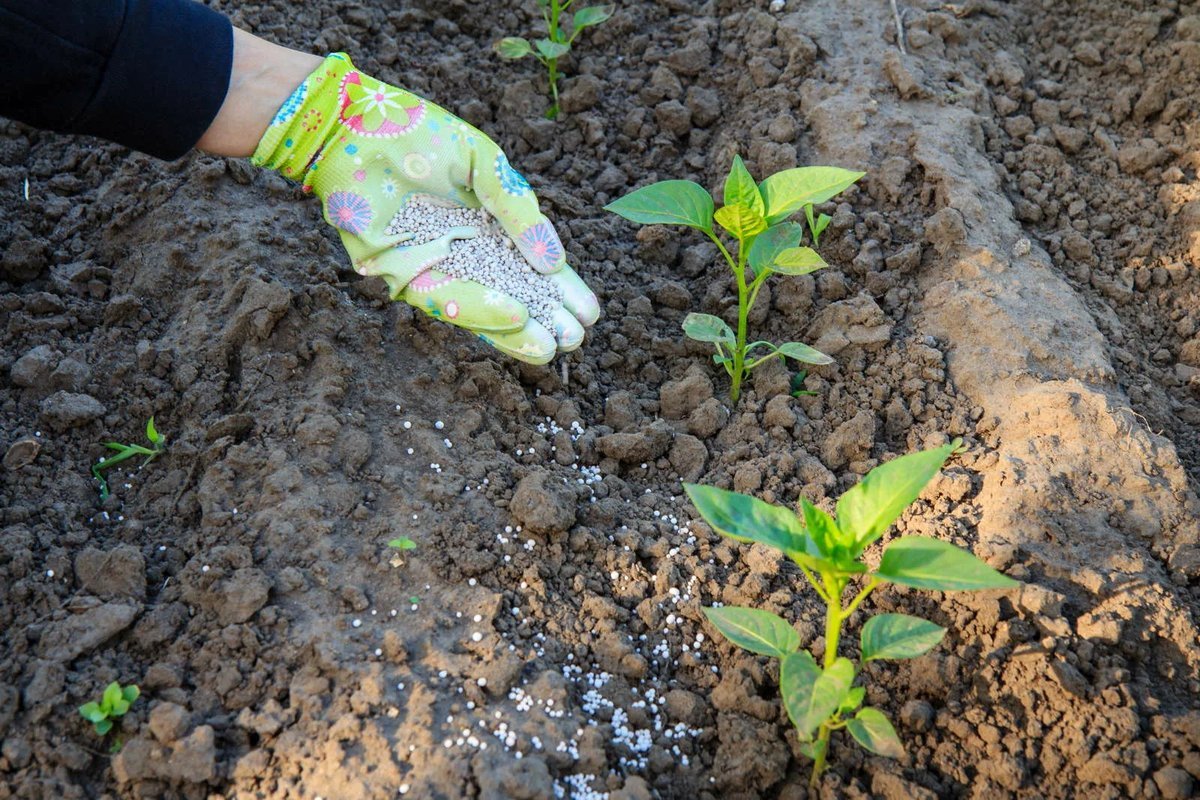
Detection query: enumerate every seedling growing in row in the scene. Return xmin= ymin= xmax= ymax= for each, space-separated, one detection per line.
xmin=685 ymin=441 xmax=1017 ymax=786
xmin=91 ymin=417 xmax=166 ymax=501
xmin=79 ymin=682 xmax=140 ymax=736
xmin=495 ymin=1 xmax=614 ymax=119
xmin=606 ymin=158 xmax=863 ymax=402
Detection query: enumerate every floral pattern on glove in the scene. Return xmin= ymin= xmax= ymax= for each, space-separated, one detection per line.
xmin=273 ymin=80 xmax=308 ymax=126
xmin=518 ymin=221 xmax=564 ymax=271
xmin=326 ymin=192 xmax=373 ymax=234
xmin=339 ymin=72 xmax=425 ymax=137
xmin=495 ymin=153 xmax=531 ymax=197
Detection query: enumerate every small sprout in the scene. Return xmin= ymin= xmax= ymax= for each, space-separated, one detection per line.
xmin=790 ymin=370 xmax=818 ymax=398
xmin=685 ymin=440 xmax=1017 ymax=786
xmin=606 ymin=159 xmax=864 ymax=402
xmin=388 ymin=537 xmax=417 ymax=551
xmin=91 ymin=417 xmax=167 ymax=501
xmin=494 ymin=1 xmax=615 ymax=119
xmin=79 ymin=682 xmax=140 ymax=736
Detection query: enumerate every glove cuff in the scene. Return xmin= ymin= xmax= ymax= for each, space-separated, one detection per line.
xmin=251 ymin=53 xmax=355 ymax=190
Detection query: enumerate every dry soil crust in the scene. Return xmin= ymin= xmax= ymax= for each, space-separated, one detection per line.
xmin=1 ymin=1 xmax=1199 ymax=799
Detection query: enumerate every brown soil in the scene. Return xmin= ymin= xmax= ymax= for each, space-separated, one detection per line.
xmin=2 ymin=0 xmax=1199 ymax=798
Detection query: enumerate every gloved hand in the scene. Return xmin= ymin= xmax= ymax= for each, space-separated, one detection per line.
xmin=251 ymin=53 xmax=599 ymax=364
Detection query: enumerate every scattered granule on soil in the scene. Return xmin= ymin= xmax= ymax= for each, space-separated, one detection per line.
xmin=386 ymin=196 xmax=563 ymax=331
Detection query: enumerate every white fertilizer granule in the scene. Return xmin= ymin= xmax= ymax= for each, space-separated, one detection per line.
xmin=386 ymin=197 xmax=563 ymax=331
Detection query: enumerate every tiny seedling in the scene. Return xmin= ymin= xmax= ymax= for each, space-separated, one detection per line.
xmin=606 ymin=158 xmax=863 ymax=402
xmin=685 ymin=440 xmax=1017 ymax=786
xmin=91 ymin=417 xmax=166 ymax=501
xmin=79 ymin=682 xmax=140 ymax=736
xmin=495 ymin=1 xmax=614 ymax=119
xmin=387 ymin=537 xmax=417 ymax=551
xmin=790 ymin=370 xmax=817 ymax=398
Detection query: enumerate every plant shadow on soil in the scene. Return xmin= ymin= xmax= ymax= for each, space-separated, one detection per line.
xmin=1 ymin=0 xmax=1199 ymax=799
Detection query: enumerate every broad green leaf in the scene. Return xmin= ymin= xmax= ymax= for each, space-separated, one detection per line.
xmin=799 ymin=498 xmax=844 ymax=560
xmin=94 ymin=718 xmax=113 ymax=735
xmin=846 ymin=707 xmax=905 ymax=758
xmin=747 ymin=222 xmax=803 ymax=276
xmin=146 ymin=417 xmax=160 ymax=444
xmin=605 ymin=181 xmax=715 ymax=231
xmin=759 ymin=166 xmax=865 ymax=225
xmin=79 ymin=702 xmax=106 ymax=723
xmin=572 ymin=5 xmax=614 ymax=30
xmin=777 ymin=342 xmax=834 ymax=365
xmin=714 ymin=203 xmax=767 ymax=241
xmin=683 ymin=484 xmax=809 ymax=557
xmin=818 ymin=657 xmax=856 ymax=704
xmin=110 ymin=698 xmax=130 ymax=716
xmin=102 ymin=682 xmax=122 ymax=710
xmin=388 ymin=537 xmax=417 ymax=550
xmin=839 ymin=685 xmax=866 ymax=714
xmin=836 ymin=442 xmax=957 ymax=551
xmin=495 ymin=37 xmax=533 ymax=59
xmin=877 ymin=537 xmax=1019 ymax=591
xmin=534 ymin=39 xmax=571 ymax=59
xmin=122 ymin=685 xmax=140 ymax=703
xmin=779 ymin=651 xmax=829 ymax=737
xmin=702 ymin=606 xmax=800 ymax=657
xmin=861 ymin=614 xmax=946 ymax=662
xmin=682 ymin=312 xmax=734 ymax=344
xmin=770 ymin=247 xmax=827 ymax=276
xmin=724 ymin=155 xmax=764 ymax=216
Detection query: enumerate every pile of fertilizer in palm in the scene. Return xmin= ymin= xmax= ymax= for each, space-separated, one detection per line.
xmin=386 ymin=197 xmax=563 ymax=331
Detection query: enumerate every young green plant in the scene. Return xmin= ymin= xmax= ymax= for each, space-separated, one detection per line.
xmin=79 ymin=682 xmax=140 ymax=736
xmin=91 ymin=417 xmax=166 ymax=501
xmin=684 ymin=440 xmax=1017 ymax=786
xmin=605 ymin=158 xmax=863 ymax=402
xmin=495 ymin=1 xmax=614 ymax=119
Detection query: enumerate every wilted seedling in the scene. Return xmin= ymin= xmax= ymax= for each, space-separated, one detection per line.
xmin=685 ymin=440 xmax=1017 ymax=786
xmin=79 ymin=682 xmax=140 ymax=736
xmin=92 ymin=417 xmax=166 ymax=501
xmin=606 ymin=158 xmax=863 ymax=402
xmin=495 ymin=1 xmax=614 ymax=119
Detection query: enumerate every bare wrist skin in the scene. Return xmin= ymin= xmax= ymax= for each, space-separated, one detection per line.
xmin=195 ymin=28 xmax=323 ymax=157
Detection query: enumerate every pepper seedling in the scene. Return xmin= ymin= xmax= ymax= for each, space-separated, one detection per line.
xmin=388 ymin=537 xmax=417 ymax=550
xmin=684 ymin=440 xmax=1017 ymax=786
xmin=79 ymin=682 xmax=140 ymax=736
xmin=605 ymin=157 xmax=863 ymax=402
xmin=91 ymin=417 xmax=166 ymax=501
xmin=495 ymin=1 xmax=614 ymax=119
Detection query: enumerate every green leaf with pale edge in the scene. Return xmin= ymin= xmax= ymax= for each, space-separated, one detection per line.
xmin=388 ymin=538 xmax=417 ymax=550
xmin=683 ymin=483 xmax=810 ymax=556
xmin=781 ymin=655 xmax=855 ymax=737
xmin=605 ymin=181 xmax=715 ymax=231
xmin=777 ymin=342 xmax=834 ymax=365
xmin=799 ymin=498 xmax=843 ymax=559
xmin=759 ymin=166 xmax=865 ymax=225
xmin=714 ymin=203 xmax=767 ymax=241
xmin=861 ymin=614 xmax=946 ymax=662
xmin=534 ymin=39 xmax=571 ymax=59
xmin=702 ymin=606 xmax=800 ymax=657
xmin=877 ymin=537 xmax=1019 ymax=591
xmin=146 ymin=417 xmax=160 ymax=445
xmin=572 ymin=5 xmax=614 ymax=30
xmin=102 ymin=682 xmax=122 ymax=710
xmin=836 ymin=442 xmax=956 ymax=551
xmin=682 ymin=312 xmax=734 ymax=344
xmin=79 ymin=702 xmax=106 ymax=723
xmin=724 ymin=155 xmax=764 ymax=216
xmin=122 ymin=685 xmax=140 ymax=703
xmin=94 ymin=718 xmax=113 ymax=735
xmin=747 ymin=222 xmax=804 ymax=275
xmin=839 ymin=685 xmax=866 ymax=714
xmin=495 ymin=37 xmax=533 ymax=59
xmin=846 ymin=707 xmax=905 ymax=758
xmin=770 ymin=247 xmax=827 ymax=276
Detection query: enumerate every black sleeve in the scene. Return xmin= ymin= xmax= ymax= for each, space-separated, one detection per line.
xmin=0 ymin=0 xmax=234 ymax=160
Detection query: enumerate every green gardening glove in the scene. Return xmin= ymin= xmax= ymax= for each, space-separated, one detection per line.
xmin=252 ymin=53 xmax=599 ymax=364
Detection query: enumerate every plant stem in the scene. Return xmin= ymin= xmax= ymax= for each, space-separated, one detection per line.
xmin=811 ymin=577 xmax=845 ymax=788
xmin=704 ymin=230 xmax=746 ymax=401
xmin=546 ymin=0 xmax=563 ymax=119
